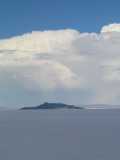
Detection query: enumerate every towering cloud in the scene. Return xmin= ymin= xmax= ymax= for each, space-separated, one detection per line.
xmin=1 ymin=24 xmax=120 ymax=106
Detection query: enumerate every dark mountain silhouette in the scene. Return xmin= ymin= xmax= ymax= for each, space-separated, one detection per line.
xmin=20 ymin=102 xmax=83 ymax=110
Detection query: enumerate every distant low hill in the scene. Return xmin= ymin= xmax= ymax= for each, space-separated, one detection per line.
xmin=20 ymin=102 xmax=83 ymax=110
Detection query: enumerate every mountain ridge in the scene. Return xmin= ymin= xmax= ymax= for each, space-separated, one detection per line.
xmin=20 ymin=102 xmax=83 ymax=110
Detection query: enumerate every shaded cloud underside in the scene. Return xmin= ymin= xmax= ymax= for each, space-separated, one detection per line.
xmin=1 ymin=23 xmax=120 ymax=106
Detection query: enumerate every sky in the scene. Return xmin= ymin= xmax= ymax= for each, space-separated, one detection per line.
xmin=1 ymin=0 xmax=120 ymax=107
xmin=0 ymin=0 xmax=120 ymax=38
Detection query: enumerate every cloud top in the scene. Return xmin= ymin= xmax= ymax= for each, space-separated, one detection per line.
xmin=101 ymin=23 xmax=120 ymax=33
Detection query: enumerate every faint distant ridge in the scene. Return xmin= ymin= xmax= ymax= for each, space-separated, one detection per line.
xmin=20 ymin=102 xmax=83 ymax=110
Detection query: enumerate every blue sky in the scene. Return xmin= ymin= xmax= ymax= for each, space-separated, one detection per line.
xmin=0 ymin=0 xmax=120 ymax=38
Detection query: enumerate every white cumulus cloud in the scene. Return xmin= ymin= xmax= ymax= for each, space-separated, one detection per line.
xmin=1 ymin=23 xmax=120 ymax=106
xmin=101 ymin=23 xmax=120 ymax=33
